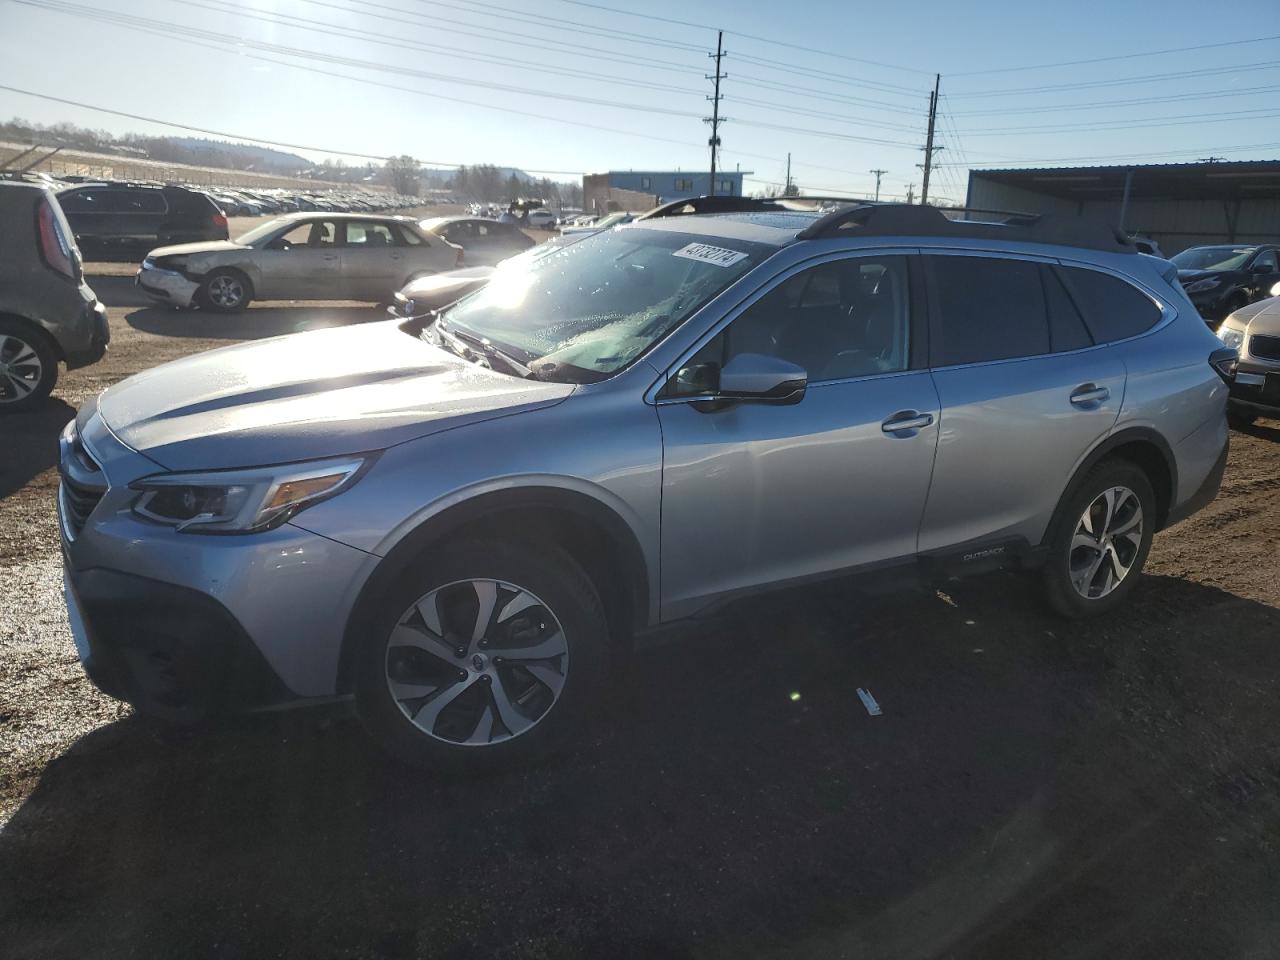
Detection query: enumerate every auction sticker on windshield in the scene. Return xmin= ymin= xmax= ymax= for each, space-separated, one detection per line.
xmin=673 ymin=243 xmax=748 ymax=268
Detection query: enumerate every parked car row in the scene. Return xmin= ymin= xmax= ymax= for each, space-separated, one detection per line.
xmin=41 ymin=176 xmax=418 ymax=259
xmin=1171 ymin=243 xmax=1280 ymax=324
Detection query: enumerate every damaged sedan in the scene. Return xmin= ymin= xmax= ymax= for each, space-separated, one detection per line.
xmin=136 ymin=212 xmax=462 ymax=312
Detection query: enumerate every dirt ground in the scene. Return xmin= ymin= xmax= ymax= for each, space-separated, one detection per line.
xmin=2 ymin=243 xmax=1280 ymax=958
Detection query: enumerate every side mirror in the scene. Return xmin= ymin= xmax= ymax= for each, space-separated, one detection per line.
xmin=717 ymin=353 xmax=808 ymax=404
xmin=1252 ymin=261 xmax=1275 ymax=275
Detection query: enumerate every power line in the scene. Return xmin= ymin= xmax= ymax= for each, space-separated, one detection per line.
xmin=952 ymin=58 xmax=1280 ymax=99
xmin=291 ymin=0 xmax=705 ymax=77
xmin=551 ymin=0 xmax=935 ymax=76
xmin=955 ymin=105 xmax=1280 ymax=137
xmin=948 ymin=84 xmax=1280 ymax=117
xmin=170 ymin=0 xmax=703 ymax=98
xmin=950 ymin=32 xmax=1280 ymax=77
xmin=16 ymin=0 xmax=703 ymax=119
xmin=419 ymin=0 xmax=704 ymax=53
xmin=0 ymin=83 xmax=589 ymax=173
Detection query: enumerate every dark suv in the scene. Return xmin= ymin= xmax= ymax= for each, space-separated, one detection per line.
xmin=0 ymin=182 xmax=108 ymax=411
xmin=56 ymin=182 xmax=228 ymax=260
xmin=1171 ymin=243 xmax=1279 ymax=323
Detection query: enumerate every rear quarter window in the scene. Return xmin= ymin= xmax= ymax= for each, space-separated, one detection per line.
xmin=1057 ymin=266 xmax=1162 ymax=343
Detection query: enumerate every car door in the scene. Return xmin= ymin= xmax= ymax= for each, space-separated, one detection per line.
xmin=1247 ymin=248 xmax=1279 ymax=301
xmin=916 ymin=252 xmax=1126 ymax=555
xmin=339 ymin=220 xmax=403 ymax=300
xmin=656 ymin=252 xmax=940 ymax=616
xmin=252 ymin=219 xmax=342 ymax=300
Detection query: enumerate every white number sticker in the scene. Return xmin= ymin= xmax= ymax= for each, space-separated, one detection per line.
xmin=672 ymin=242 xmax=748 ymax=268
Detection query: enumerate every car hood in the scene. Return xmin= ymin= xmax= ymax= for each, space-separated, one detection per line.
xmin=400 ymin=266 xmax=494 ymax=298
xmin=147 ymin=240 xmax=247 ymax=260
xmin=1236 ymin=296 xmax=1280 ymax=334
xmin=96 ymin=320 xmax=573 ymax=471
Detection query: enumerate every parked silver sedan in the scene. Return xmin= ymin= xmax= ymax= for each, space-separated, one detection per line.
xmin=136 ymin=213 xmax=462 ymax=312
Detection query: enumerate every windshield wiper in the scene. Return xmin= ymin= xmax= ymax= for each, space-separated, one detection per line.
xmin=436 ymin=321 xmax=535 ymax=379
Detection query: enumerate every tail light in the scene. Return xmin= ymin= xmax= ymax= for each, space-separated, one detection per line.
xmin=212 ymin=212 xmax=228 ymax=230
xmin=37 ymin=198 xmax=78 ymax=280
xmin=1209 ymin=347 xmax=1238 ymax=383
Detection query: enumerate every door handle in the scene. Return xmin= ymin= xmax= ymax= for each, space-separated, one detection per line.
xmin=323 ymin=255 xmax=338 ymax=261
xmin=1069 ymin=384 xmax=1110 ymax=408
xmin=881 ymin=410 xmax=934 ymax=435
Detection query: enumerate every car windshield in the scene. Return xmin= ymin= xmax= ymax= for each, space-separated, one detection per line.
xmin=437 ymin=227 xmax=766 ymax=381
xmin=234 ymin=217 xmax=292 ymax=245
xmin=589 ymin=212 xmax=628 ymax=229
xmin=1171 ymin=246 xmax=1256 ymax=271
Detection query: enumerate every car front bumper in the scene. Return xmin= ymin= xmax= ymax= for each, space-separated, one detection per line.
xmin=59 ymin=408 xmax=378 ymax=719
xmin=135 ymin=262 xmax=200 ymax=308
xmin=63 ymin=299 xmax=110 ymax=369
xmin=1228 ymin=364 xmax=1280 ymax=417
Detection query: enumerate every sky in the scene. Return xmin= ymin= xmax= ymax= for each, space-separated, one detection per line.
xmin=2 ymin=0 xmax=1280 ymax=203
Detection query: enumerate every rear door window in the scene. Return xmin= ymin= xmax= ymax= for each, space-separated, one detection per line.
xmin=345 ymin=221 xmax=400 ymax=247
xmin=57 ymin=190 xmax=97 ymax=214
xmin=1057 ymin=266 xmax=1162 ymax=343
xmin=1041 ymin=267 xmax=1094 ymax=353
xmin=925 ymin=255 xmax=1050 ymax=366
xmin=103 ymin=189 xmax=166 ymax=214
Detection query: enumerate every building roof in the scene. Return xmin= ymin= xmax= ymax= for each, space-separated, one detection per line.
xmin=971 ymin=160 xmax=1280 ymax=203
xmin=590 ymin=170 xmax=755 ymax=177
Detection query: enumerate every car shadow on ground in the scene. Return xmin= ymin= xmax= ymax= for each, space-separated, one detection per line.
xmin=1236 ymin=418 xmax=1280 ymax=443
xmin=3 ymin=572 xmax=1279 ymax=958
xmin=0 ymin=397 xmax=75 ymax=500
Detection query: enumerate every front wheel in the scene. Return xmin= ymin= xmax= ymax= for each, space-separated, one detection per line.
xmin=1042 ymin=460 xmax=1156 ymax=618
xmin=355 ymin=539 xmax=609 ymax=770
xmin=199 ymin=270 xmax=252 ymax=313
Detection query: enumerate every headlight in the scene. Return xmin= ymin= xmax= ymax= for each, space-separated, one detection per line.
xmin=1185 ymin=277 xmax=1221 ymax=293
xmin=131 ymin=456 xmax=370 ymax=533
xmin=1217 ymin=326 xmax=1245 ymax=350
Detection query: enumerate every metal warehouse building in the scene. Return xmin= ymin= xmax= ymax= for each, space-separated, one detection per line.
xmin=965 ymin=160 xmax=1280 ymax=256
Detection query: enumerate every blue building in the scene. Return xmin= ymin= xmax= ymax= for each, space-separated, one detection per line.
xmin=583 ymin=169 xmax=751 ymax=213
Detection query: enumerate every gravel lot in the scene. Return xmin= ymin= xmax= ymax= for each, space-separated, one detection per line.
xmin=2 ymin=230 xmax=1280 ymax=958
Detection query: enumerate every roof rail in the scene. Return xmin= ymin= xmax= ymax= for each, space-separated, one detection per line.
xmin=796 ymin=203 xmax=1135 ymax=254
xmin=636 ymin=194 xmax=874 ymax=220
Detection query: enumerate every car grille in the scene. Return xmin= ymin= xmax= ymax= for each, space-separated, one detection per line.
xmin=59 ymin=427 xmax=107 ymax=541
xmin=1250 ymin=334 xmax=1280 ymax=363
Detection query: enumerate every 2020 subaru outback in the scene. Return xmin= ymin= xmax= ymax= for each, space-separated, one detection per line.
xmin=58 ymin=200 xmax=1233 ymax=768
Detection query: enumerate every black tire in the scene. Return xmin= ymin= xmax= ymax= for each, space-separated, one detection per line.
xmin=198 ymin=269 xmax=253 ymax=313
xmin=1041 ymin=459 xmax=1156 ymax=619
xmin=354 ymin=538 xmax=610 ymax=771
xmin=1228 ymin=410 xmax=1257 ymax=430
xmin=0 ymin=318 xmax=59 ymax=414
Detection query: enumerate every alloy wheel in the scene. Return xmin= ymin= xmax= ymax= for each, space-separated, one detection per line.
xmin=385 ymin=578 xmax=569 ymax=746
xmin=207 ymin=275 xmax=245 ymax=308
xmin=1069 ymin=485 xmax=1144 ymax=600
xmin=0 ymin=334 xmax=44 ymax=404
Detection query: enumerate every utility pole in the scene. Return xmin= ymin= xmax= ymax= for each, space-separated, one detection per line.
xmin=785 ymin=152 xmax=793 ymax=196
xmin=705 ymin=30 xmax=726 ymax=197
xmin=920 ymin=73 xmax=942 ymax=206
xmin=869 ymin=168 xmax=888 ymax=202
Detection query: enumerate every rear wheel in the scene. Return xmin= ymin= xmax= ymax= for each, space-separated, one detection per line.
xmin=355 ymin=539 xmax=609 ymax=770
xmin=199 ymin=269 xmax=252 ymax=313
xmin=0 ymin=320 xmax=58 ymax=414
xmin=1042 ymin=460 xmax=1155 ymax=618
xmin=1228 ymin=410 xmax=1257 ymax=430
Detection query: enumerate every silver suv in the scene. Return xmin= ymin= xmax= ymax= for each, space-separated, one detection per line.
xmin=58 ymin=200 xmax=1232 ymax=768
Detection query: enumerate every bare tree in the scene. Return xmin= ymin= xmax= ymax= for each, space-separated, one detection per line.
xmin=385 ymin=155 xmax=421 ymax=195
